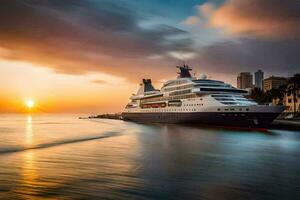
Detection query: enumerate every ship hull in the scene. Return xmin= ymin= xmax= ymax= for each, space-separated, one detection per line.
xmin=121 ymin=112 xmax=282 ymax=128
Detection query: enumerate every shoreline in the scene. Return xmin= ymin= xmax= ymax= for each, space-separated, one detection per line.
xmin=271 ymin=119 xmax=300 ymax=130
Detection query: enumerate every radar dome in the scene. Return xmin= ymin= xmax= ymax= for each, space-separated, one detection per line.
xmin=199 ymin=73 xmax=207 ymax=79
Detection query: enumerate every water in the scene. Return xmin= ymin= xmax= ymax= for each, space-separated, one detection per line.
xmin=0 ymin=114 xmax=300 ymax=200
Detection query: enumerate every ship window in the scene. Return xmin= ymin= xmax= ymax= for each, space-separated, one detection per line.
xmin=239 ymin=108 xmax=242 ymax=111
xmin=230 ymin=108 xmax=235 ymax=111
xmin=215 ymin=98 xmax=235 ymax=101
xmin=221 ymin=102 xmax=238 ymax=105
xmin=201 ymin=88 xmax=248 ymax=93
xmin=246 ymin=108 xmax=249 ymax=111
xmin=217 ymin=108 xmax=221 ymax=111
xmin=225 ymin=109 xmax=229 ymax=111
xmin=193 ymin=80 xmax=224 ymax=84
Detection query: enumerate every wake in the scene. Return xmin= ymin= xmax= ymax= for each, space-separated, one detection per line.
xmin=0 ymin=131 xmax=121 ymax=155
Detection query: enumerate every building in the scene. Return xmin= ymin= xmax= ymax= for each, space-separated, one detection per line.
xmin=237 ymin=72 xmax=253 ymax=89
xmin=284 ymin=86 xmax=300 ymax=113
xmin=254 ymin=70 xmax=264 ymax=89
xmin=263 ymin=76 xmax=287 ymax=91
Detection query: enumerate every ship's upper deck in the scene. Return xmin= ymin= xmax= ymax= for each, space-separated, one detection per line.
xmin=130 ymin=65 xmax=249 ymax=104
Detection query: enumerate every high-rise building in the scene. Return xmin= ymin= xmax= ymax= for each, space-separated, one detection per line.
xmin=254 ymin=70 xmax=264 ymax=90
xmin=263 ymin=76 xmax=287 ymax=91
xmin=237 ymin=72 xmax=253 ymax=89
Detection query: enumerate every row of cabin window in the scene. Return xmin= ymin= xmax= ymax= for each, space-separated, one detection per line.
xmin=183 ymin=104 xmax=204 ymax=106
xmin=143 ymin=108 xmax=197 ymax=112
xmin=221 ymin=113 xmax=246 ymax=117
xmin=217 ymin=108 xmax=249 ymax=111
xmin=164 ymin=84 xmax=192 ymax=92
xmin=163 ymin=80 xmax=188 ymax=88
xmin=169 ymin=89 xmax=191 ymax=96
xmin=141 ymin=94 xmax=199 ymax=103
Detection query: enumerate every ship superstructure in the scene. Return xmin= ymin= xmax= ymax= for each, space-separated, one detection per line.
xmin=122 ymin=65 xmax=284 ymax=127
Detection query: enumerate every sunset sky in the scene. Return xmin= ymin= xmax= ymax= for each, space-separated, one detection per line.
xmin=1 ymin=0 xmax=299 ymax=113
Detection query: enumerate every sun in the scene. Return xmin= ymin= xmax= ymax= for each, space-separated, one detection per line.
xmin=25 ymin=99 xmax=35 ymax=109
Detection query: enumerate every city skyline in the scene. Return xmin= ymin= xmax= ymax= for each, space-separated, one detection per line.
xmin=0 ymin=0 xmax=299 ymax=113
xmin=236 ymin=69 xmax=292 ymax=91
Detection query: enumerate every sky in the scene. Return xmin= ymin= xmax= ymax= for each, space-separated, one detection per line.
xmin=0 ymin=0 xmax=300 ymax=113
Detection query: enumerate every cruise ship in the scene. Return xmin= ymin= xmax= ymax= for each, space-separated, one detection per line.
xmin=122 ymin=65 xmax=284 ymax=128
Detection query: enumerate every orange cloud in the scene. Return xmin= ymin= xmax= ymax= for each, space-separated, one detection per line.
xmin=183 ymin=16 xmax=202 ymax=26
xmin=197 ymin=2 xmax=215 ymax=18
xmin=208 ymin=0 xmax=300 ymax=39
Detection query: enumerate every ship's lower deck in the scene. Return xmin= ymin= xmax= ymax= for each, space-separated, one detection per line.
xmin=121 ymin=112 xmax=282 ymax=128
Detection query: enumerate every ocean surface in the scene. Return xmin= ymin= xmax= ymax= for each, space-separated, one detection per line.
xmin=0 ymin=114 xmax=300 ymax=200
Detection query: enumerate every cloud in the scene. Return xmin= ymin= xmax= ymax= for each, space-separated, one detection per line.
xmin=184 ymin=0 xmax=300 ymax=39
xmin=1 ymin=0 xmax=299 ymax=87
xmin=90 ymin=79 xmax=107 ymax=84
xmin=197 ymin=2 xmax=215 ymax=18
xmin=0 ymin=0 xmax=193 ymax=82
xmin=183 ymin=16 xmax=202 ymax=26
xmin=208 ymin=0 xmax=300 ymax=39
xmin=192 ymin=38 xmax=300 ymax=77
xmin=180 ymin=0 xmax=300 ymax=83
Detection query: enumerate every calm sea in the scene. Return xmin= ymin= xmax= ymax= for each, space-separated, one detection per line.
xmin=0 ymin=114 xmax=300 ymax=200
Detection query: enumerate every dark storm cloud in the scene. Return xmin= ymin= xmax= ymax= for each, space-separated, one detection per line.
xmin=0 ymin=0 xmax=192 ymax=80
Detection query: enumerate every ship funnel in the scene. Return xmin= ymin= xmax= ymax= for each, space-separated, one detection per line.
xmin=137 ymin=79 xmax=157 ymax=95
xmin=177 ymin=64 xmax=192 ymax=78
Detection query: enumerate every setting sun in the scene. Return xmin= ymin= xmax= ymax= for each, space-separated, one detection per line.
xmin=25 ymin=99 xmax=35 ymax=109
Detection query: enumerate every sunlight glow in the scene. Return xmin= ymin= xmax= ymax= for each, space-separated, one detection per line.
xmin=25 ymin=99 xmax=35 ymax=109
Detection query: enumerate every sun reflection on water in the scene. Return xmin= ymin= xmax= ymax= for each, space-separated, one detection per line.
xmin=26 ymin=115 xmax=33 ymax=146
xmin=15 ymin=116 xmax=39 ymax=197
